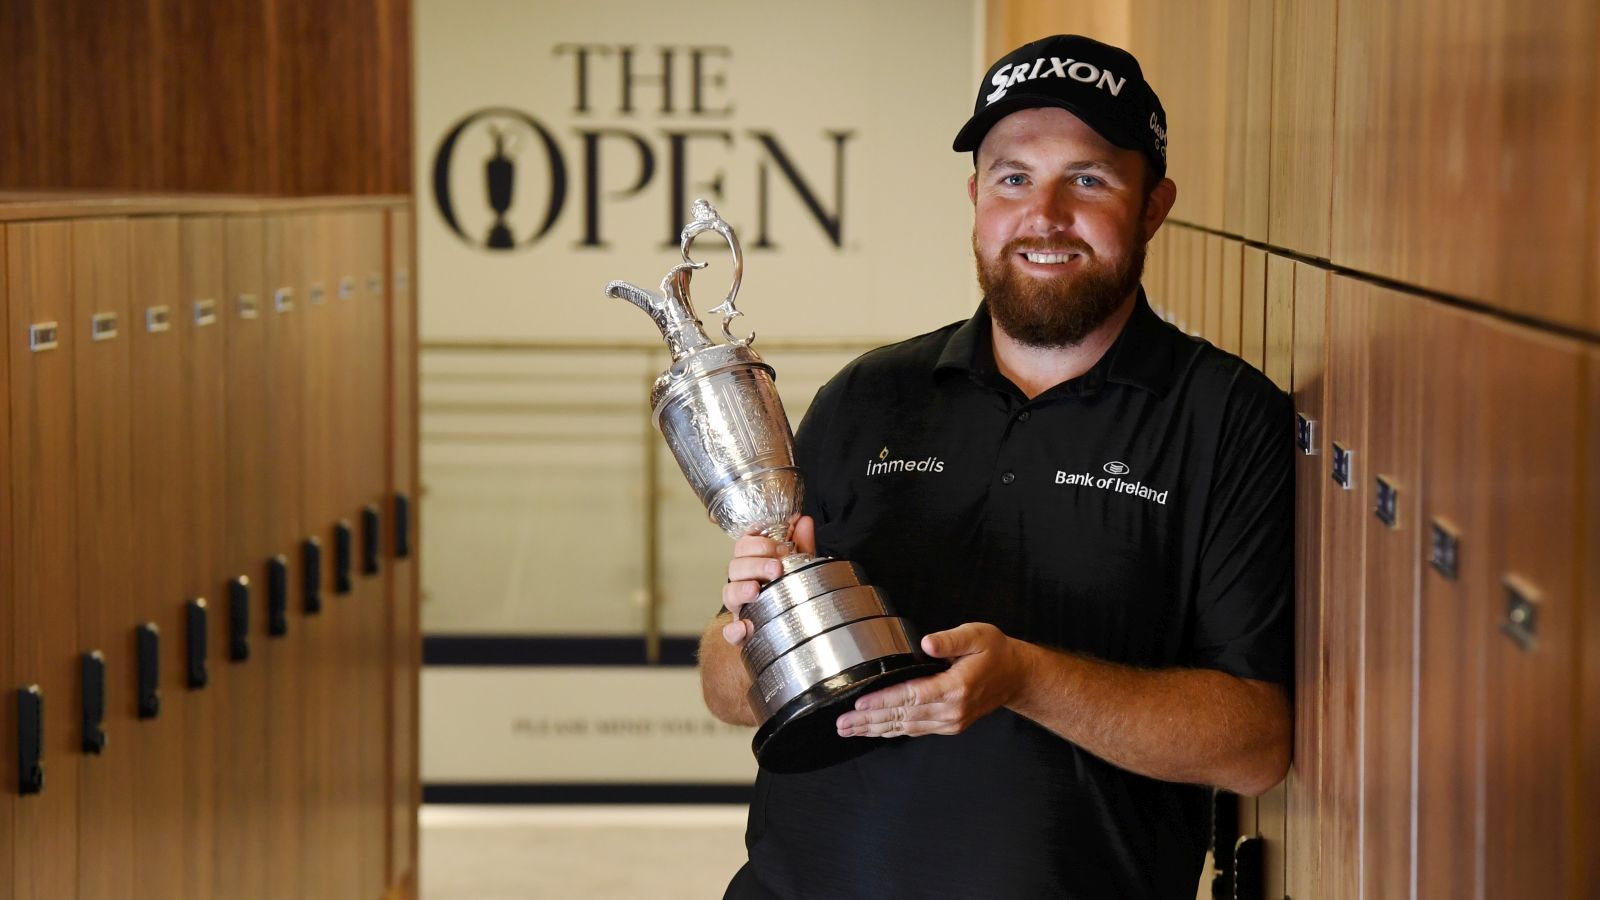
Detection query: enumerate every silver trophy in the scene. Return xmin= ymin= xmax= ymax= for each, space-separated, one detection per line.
xmin=605 ymin=200 xmax=942 ymax=772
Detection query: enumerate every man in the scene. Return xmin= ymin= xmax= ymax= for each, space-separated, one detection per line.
xmin=699 ymin=34 xmax=1293 ymax=899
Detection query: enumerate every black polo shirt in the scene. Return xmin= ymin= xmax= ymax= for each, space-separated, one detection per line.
xmin=726 ymin=291 xmax=1293 ymax=900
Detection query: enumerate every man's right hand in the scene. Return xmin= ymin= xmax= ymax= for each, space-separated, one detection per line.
xmin=720 ymin=515 xmax=817 ymax=646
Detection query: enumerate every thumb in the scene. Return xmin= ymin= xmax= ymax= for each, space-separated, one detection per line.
xmin=921 ymin=624 xmax=983 ymax=659
xmin=793 ymin=515 xmax=818 ymax=556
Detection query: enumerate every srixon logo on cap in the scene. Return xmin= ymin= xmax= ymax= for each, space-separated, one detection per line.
xmin=985 ymin=57 xmax=1127 ymax=105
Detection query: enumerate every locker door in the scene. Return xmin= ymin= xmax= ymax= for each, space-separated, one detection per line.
xmin=1480 ymin=322 xmax=1583 ymax=899
xmin=8 ymin=221 xmax=78 ymax=900
xmin=1263 ymin=256 xmax=1294 ymax=390
xmin=1202 ymin=232 xmax=1223 ymax=345
xmin=218 ymin=214 xmax=269 ymax=900
xmin=1216 ymin=238 xmax=1243 ymax=357
xmin=1414 ymin=305 xmax=1493 ymax=900
xmin=1359 ymin=289 xmax=1422 ymax=900
xmin=1283 ymin=260 xmax=1327 ymax=900
xmin=72 ymin=217 xmax=138 ymax=900
xmin=386 ymin=205 xmax=419 ymax=889
xmin=262 ymin=212 xmax=308 ymax=900
xmin=127 ymin=216 xmax=186 ymax=900
xmin=1239 ymin=246 xmax=1267 ymax=371
xmin=1320 ymin=274 xmax=1370 ymax=900
xmin=179 ymin=215 xmax=227 ymax=900
xmin=1584 ymin=347 xmax=1599 ymax=900
xmin=0 ymin=224 xmax=11 ymax=896
xmin=1143 ymin=229 xmax=1168 ymax=321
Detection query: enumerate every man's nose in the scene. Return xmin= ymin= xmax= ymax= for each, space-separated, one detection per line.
xmin=1024 ymin=181 xmax=1075 ymax=233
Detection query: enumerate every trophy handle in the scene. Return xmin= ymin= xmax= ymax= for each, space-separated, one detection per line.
xmin=680 ymin=199 xmax=754 ymax=346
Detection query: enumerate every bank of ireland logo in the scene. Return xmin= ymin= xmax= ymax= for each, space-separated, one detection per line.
xmin=1057 ymin=460 xmax=1168 ymax=505
xmin=1103 ymin=460 xmax=1129 ymax=475
xmin=432 ymin=108 xmax=566 ymax=253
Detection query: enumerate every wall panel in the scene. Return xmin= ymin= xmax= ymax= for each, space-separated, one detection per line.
xmin=127 ymin=216 xmax=187 ymax=900
xmin=1319 ymin=275 xmax=1369 ymax=900
xmin=1262 ymin=255 xmax=1293 ymax=390
xmin=1358 ymin=288 xmax=1422 ymax=900
xmin=1202 ymin=233 xmax=1223 ymax=346
xmin=1267 ymin=0 xmax=1336 ymax=257
xmin=0 ymin=223 xmax=10 ymax=899
xmin=1414 ymin=305 xmax=1492 ymax=900
xmin=387 ymin=207 xmax=419 ymax=887
xmin=71 ymin=217 xmax=137 ymax=900
xmin=1221 ymin=0 xmax=1272 ymax=241
xmin=7 ymin=220 xmax=78 ymax=900
xmin=1480 ymin=323 xmax=1584 ymax=899
xmin=1284 ymin=260 xmax=1327 ymax=900
xmin=178 ymin=215 xmax=227 ymax=900
xmin=1584 ymin=348 xmax=1599 ymax=900
xmin=1217 ymin=237 xmax=1242 ymax=355
xmin=218 ymin=214 xmax=270 ymax=900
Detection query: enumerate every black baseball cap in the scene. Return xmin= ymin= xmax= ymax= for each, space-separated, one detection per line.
xmin=953 ymin=34 xmax=1168 ymax=179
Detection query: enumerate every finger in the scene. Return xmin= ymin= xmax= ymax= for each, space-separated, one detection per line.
xmin=732 ymin=535 xmax=782 ymax=559
xmin=836 ymin=704 xmax=947 ymax=731
xmin=853 ymin=674 xmax=948 ymax=711
xmin=721 ymin=617 xmax=752 ymax=646
xmin=792 ymin=515 xmax=818 ymax=556
xmin=727 ymin=556 xmax=783 ymax=585
xmin=836 ymin=709 xmax=948 ymax=738
xmin=722 ymin=579 xmax=761 ymax=615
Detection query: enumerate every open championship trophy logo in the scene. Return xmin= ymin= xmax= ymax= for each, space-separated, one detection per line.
xmin=605 ymin=200 xmax=943 ymax=773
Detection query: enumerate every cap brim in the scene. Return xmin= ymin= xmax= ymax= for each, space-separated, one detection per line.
xmin=951 ymin=94 xmax=1143 ymax=155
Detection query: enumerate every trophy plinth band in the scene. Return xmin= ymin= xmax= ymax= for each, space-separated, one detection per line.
xmin=604 ymin=199 xmax=941 ymax=773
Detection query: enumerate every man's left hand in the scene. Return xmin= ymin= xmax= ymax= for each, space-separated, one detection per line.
xmin=836 ymin=622 xmax=1027 ymax=738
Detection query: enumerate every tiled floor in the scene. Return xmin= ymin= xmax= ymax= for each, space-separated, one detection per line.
xmin=420 ymin=805 xmax=750 ymax=899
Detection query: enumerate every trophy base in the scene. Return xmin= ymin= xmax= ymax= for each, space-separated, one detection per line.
xmin=751 ymin=654 xmax=947 ymax=774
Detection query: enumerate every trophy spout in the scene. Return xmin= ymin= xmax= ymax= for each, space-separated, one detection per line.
xmin=604 ymin=271 xmax=713 ymax=362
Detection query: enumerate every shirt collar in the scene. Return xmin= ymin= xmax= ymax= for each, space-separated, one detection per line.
xmin=933 ymin=289 xmax=1179 ymax=398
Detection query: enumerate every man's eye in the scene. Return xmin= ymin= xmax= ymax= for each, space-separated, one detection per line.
xmin=1002 ymin=173 xmax=1027 ymax=186
xmin=1075 ymin=174 xmax=1103 ymax=188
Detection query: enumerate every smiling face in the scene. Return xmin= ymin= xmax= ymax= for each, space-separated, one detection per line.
xmin=969 ymin=106 xmax=1174 ymax=348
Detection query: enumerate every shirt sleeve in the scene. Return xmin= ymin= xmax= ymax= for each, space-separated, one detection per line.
xmin=1188 ymin=367 xmax=1295 ymax=687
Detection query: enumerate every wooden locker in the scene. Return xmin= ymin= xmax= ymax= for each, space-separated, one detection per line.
xmin=1359 ymin=289 xmax=1423 ymax=900
xmin=1178 ymin=227 xmax=1200 ymax=335
xmin=1320 ymin=275 xmax=1370 ymax=900
xmin=1220 ymin=0 xmax=1272 ymax=242
xmin=1267 ymin=0 xmax=1336 ymax=258
xmin=386 ymin=205 xmax=419 ymax=889
xmin=1480 ymin=322 xmax=1584 ymax=899
xmin=1144 ymin=229 xmax=1167 ymax=321
xmin=0 ymin=223 xmax=11 ymax=897
xmin=297 ymin=210 xmax=339 ymax=900
xmin=1239 ymin=246 xmax=1267 ymax=370
xmin=8 ymin=221 xmax=79 ymax=900
xmin=1263 ymin=255 xmax=1294 ymax=391
xmin=72 ymin=217 xmax=138 ymax=900
xmin=126 ymin=216 xmax=187 ymax=900
xmin=1202 ymin=233 xmax=1223 ymax=346
xmin=1414 ymin=305 xmax=1494 ymax=900
xmin=178 ymin=216 xmax=227 ymax=900
xmin=1329 ymin=0 xmax=1402 ymax=280
xmin=1284 ymin=260 xmax=1327 ymax=900
xmin=218 ymin=214 xmax=270 ymax=900
xmin=1217 ymin=238 xmax=1242 ymax=356
xmin=262 ymin=212 xmax=308 ymax=900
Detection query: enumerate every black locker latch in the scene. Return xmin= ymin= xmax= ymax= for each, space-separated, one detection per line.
xmin=186 ymin=599 xmax=210 ymax=689
xmin=268 ymin=554 xmax=290 ymax=637
xmin=303 ymin=537 xmax=324 ymax=614
xmin=362 ymin=504 xmax=381 ymax=576
xmin=229 ymin=576 xmax=251 ymax=661
xmin=18 ymin=685 xmax=44 ymax=794
xmin=82 ymin=651 xmax=108 ymax=754
xmin=334 ymin=520 xmax=353 ymax=595
xmin=136 ymin=624 xmax=161 ymax=719
xmin=394 ymin=492 xmax=412 ymax=559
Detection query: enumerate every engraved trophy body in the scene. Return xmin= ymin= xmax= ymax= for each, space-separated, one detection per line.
xmin=605 ymin=200 xmax=942 ymax=773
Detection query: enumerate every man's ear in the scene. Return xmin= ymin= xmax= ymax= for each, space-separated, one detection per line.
xmin=1143 ymin=177 xmax=1178 ymax=240
xmin=968 ymin=173 xmax=978 ymax=205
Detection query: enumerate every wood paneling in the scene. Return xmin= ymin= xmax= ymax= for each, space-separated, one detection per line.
xmin=1267 ymin=0 xmax=1336 ymax=258
xmin=0 ymin=0 xmax=411 ymax=195
xmin=1221 ymin=0 xmax=1272 ymax=241
xmin=387 ymin=207 xmax=419 ymax=887
xmin=128 ymin=216 xmax=187 ymax=900
xmin=178 ymin=215 xmax=227 ymax=900
xmin=1201 ymin=233 xmax=1222 ymax=343
xmin=1584 ymin=348 xmax=1599 ymax=900
xmin=218 ymin=214 xmax=270 ymax=900
xmin=985 ymin=0 xmax=1132 ymax=64
xmin=1415 ymin=305 xmax=1493 ymax=900
xmin=1320 ymin=275 xmax=1369 ymax=900
xmin=1480 ymin=323 xmax=1584 ymax=899
xmin=1359 ymin=288 xmax=1422 ymax=900
xmin=1239 ymin=246 xmax=1267 ymax=369
xmin=0 ymin=224 xmax=9 ymax=899
xmin=1284 ymin=260 xmax=1327 ymax=900
xmin=1217 ymin=237 xmax=1242 ymax=355
xmin=71 ymin=217 xmax=138 ymax=900
xmin=7 ymin=221 xmax=78 ymax=900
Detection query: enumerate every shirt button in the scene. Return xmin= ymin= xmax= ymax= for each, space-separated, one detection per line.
xmin=1000 ymin=471 xmax=1015 ymax=485
xmin=1017 ymin=410 xmax=1031 ymax=423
